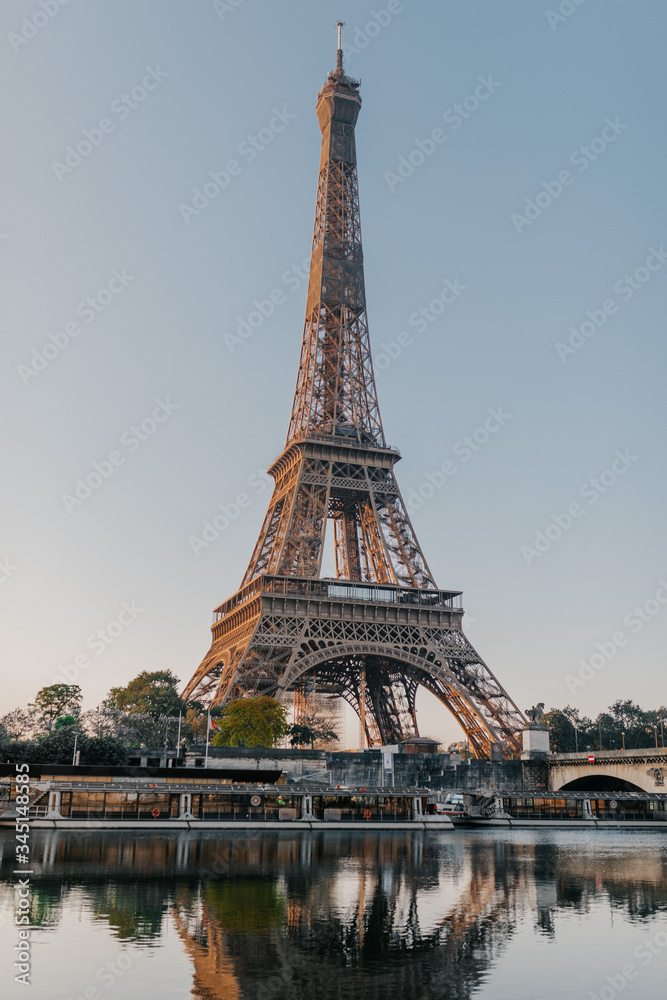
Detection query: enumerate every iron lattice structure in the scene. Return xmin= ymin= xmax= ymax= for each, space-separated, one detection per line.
xmin=183 ymin=36 xmax=526 ymax=757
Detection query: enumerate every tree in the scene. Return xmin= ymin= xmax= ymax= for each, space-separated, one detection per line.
xmin=0 ymin=707 xmax=41 ymax=741
xmin=184 ymin=705 xmax=208 ymax=743
xmin=54 ymin=715 xmax=78 ymax=729
xmin=598 ymin=700 xmax=659 ymax=750
xmin=80 ymin=735 xmax=127 ymax=766
xmin=30 ymin=684 xmax=82 ymax=730
xmin=544 ymin=706 xmax=594 ymax=753
xmin=0 ymin=726 xmax=127 ymax=766
xmin=80 ymin=705 xmax=123 ymax=739
xmin=211 ymin=697 xmax=290 ymax=748
xmin=106 ymin=671 xmax=185 ymax=719
xmin=546 ymin=701 xmax=661 ymax=752
xmin=288 ymin=720 xmax=339 ymax=749
xmin=115 ymin=712 xmax=182 ymax=749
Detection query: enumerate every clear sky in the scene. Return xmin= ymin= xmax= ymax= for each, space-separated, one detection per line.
xmin=1 ymin=0 xmax=666 ymax=748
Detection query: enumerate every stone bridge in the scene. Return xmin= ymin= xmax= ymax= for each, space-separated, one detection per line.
xmin=549 ymin=747 xmax=667 ymax=793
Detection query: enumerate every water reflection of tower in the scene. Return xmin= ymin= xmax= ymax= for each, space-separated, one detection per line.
xmin=173 ymin=904 xmax=241 ymax=1000
xmin=172 ymin=834 xmax=534 ymax=1000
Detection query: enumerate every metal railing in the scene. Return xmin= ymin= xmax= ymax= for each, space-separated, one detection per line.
xmin=214 ymin=574 xmax=462 ymax=622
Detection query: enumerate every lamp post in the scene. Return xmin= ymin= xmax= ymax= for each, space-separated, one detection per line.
xmin=574 ymin=719 xmax=578 ymax=753
xmin=654 ymin=726 xmax=659 ymax=749
xmin=660 ymin=708 xmax=665 ymax=749
xmin=71 ymin=732 xmax=80 ymax=766
xmin=621 ymin=731 xmax=625 ymax=750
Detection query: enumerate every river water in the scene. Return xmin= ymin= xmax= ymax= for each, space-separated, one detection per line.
xmin=1 ymin=828 xmax=666 ymax=1000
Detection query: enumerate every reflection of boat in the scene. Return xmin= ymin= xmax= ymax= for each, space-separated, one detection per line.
xmin=0 ymin=766 xmax=453 ymax=830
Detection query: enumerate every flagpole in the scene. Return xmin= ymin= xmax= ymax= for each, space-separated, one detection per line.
xmin=205 ymin=708 xmax=211 ymax=769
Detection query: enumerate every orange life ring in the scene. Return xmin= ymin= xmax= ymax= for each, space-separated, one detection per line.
xmin=363 ymin=809 xmax=372 ymax=819
xmin=250 ymin=795 xmax=262 ymax=807
xmin=568 ymin=810 xmax=576 ymax=818
xmin=149 ymin=783 xmax=157 ymax=788
xmin=359 ymin=787 xmax=367 ymax=792
xmin=151 ymin=807 xmax=160 ymax=818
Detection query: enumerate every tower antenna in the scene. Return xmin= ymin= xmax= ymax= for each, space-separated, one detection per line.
xmin=336 ymin=21 xmax=344 ymax=74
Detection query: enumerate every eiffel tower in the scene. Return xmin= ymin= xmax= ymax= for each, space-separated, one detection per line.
xmin=183 ymin=27 xmax=526 ymax=757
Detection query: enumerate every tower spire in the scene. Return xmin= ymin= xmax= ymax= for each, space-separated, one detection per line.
xmin=336 ymin=21 xmax=344 ymax=75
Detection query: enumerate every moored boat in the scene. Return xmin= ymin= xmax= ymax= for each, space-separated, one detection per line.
xmin=0 ymin=764 xmax=454 ymax=830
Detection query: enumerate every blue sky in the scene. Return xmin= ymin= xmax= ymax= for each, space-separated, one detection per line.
xmin=1 ymin=0 xmax=666 ymax=747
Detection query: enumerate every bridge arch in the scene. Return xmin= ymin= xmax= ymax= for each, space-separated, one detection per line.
xmin=558 ymin=775 xmax=646 ymax=793
xmin=551 ymin=763 xmax=665 ymax=794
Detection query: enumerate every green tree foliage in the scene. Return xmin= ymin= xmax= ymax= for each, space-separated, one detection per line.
xmin=184 ymin=705 xmax=208 ymax=743
xmin=546 ymin=700 xmax=665 ymax=752
xmin=78 ymin=704 xmax=191 ymax=750
xmin=54 ymin=715 xmax=78 ymax=729
xmin=106 ymin=671 xmax=185 ymax=719
xmin=30 ymin=684 xmax=82 ymax=730
xmin=206 ymin=879 xmax=286 ymax=933
xmin=0 ymin=725 xmax=127 ymax=766
xmin=80 ymin=735 xmax=128 ymax=766
xmin=288 ymin=720 xmax=339 ymax=748
xmin=211 ymin=697 xmax=290 ymax=748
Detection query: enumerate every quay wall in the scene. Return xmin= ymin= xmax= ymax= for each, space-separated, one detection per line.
xmin=187 ymin=747 xmax=546 ymax=794
xmin=326 ymin=751 xmax=527 ymax=793
xmin=186 ymin=746 xmax=326 ymax=779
